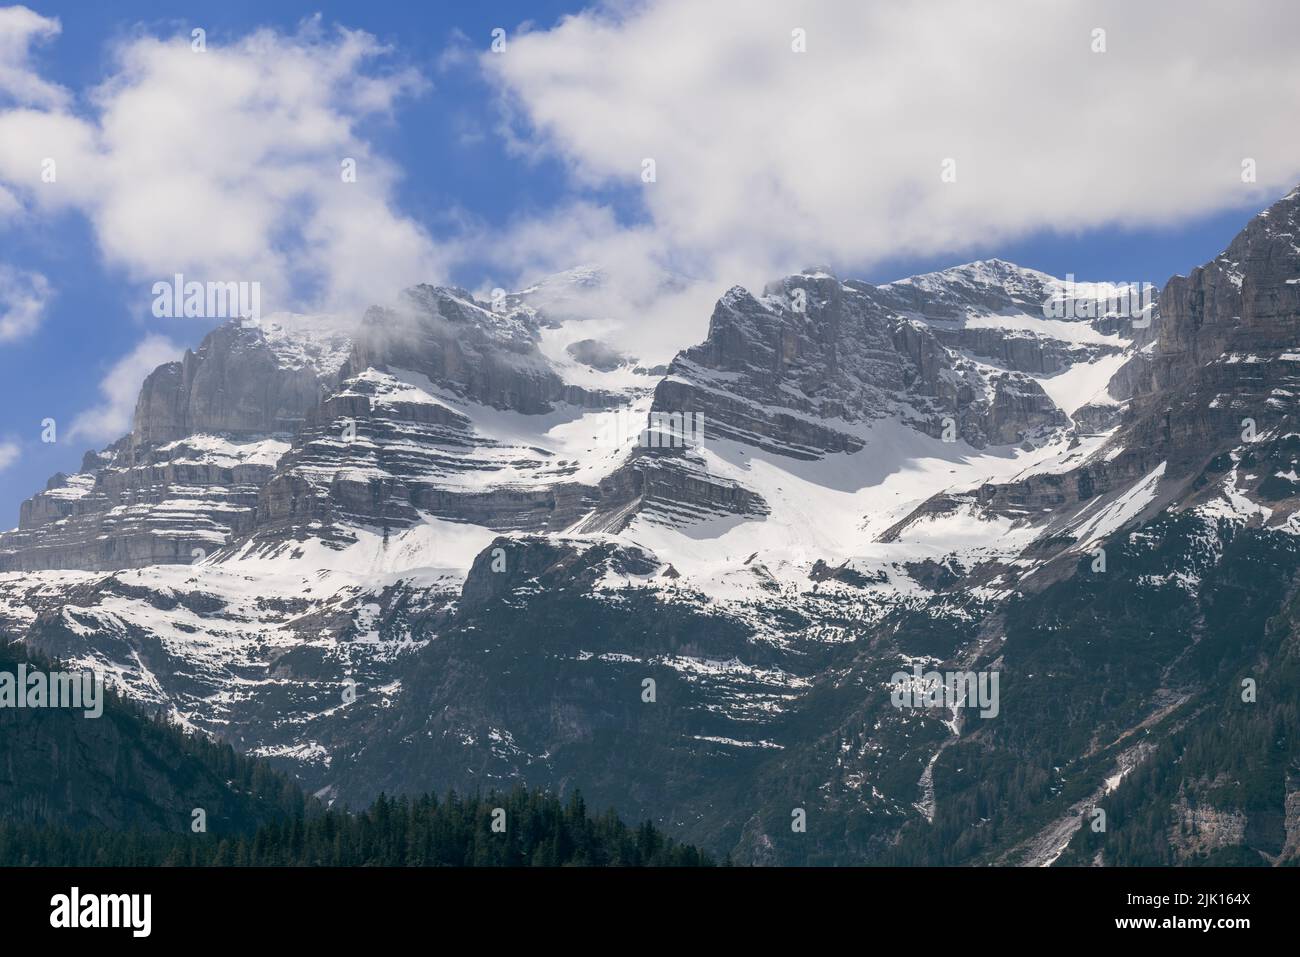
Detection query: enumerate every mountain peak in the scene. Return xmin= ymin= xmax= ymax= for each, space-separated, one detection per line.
xmin=886 ymin=257 xmax=1057 ymax=289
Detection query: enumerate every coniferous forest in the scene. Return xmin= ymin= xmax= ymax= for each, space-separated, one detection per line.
xmin=0 ymin=787 xmax=714 ymax=867
xmin=0 ymin=642 xmax=711 ymax=867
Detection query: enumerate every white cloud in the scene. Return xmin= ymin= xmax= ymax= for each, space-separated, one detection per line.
xmin=0 ymin=439 xmax=17 ymax=471
xmin=484 ymin=0 xmax=1300 ymax=285
xmin=0 ymin=12 xmax=451 ymax=317
xmin=3 ymin=0 xmax=1298 ymax=380
xmin=0 ymin=263 xmax=50 ymax=340
xmin=0 ymin=5 xmax=68 ymax=108
xmin=0 ymin=183 xmax=18 ymax=217
xmin=463 ymin=203 xmax=721 ymax=363
xmin=69 ymin=334 xmax=180 ymax=443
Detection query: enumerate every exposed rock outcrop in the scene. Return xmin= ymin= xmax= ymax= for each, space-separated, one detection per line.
xmin=0 ymin=320 xmax=346 ymax=571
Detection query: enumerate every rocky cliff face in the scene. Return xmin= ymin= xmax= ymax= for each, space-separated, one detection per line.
xmin=2 ymin=259 xmax=1126 ymax=569
xmin=348 ymin=284 xmax=612 ymax=415
xmin=132 ymin=319 xmax=349 ymax=446
xmin=892 ymin=186 xmax=1300 ymax=573
xmin=241 ymin=285 xmax=643 ymax=551
xmin=248 ymin=366 xmax=612 ymax=546
xmin=0 ymin=319 xmax=348 ymax=572
xmin=609 ymin=261 xmax=1128 ymax=532
xmin=650 ymin=267 xmax=1079 ymax=458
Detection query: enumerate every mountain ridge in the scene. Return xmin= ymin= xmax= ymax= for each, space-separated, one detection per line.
xmin=4 ymin=186 xmax=1300 ymax=864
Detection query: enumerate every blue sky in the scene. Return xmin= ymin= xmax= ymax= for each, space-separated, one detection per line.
xmin=1 ymin=0 xmax=1297 ymax=524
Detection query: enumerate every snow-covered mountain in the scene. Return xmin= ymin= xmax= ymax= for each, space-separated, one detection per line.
xmin=5 ymin=186 xmax=1300 ymax=864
